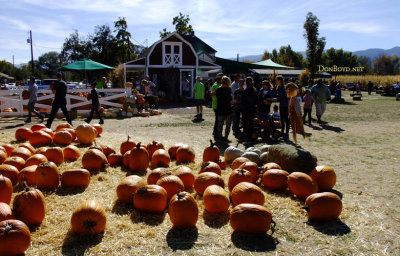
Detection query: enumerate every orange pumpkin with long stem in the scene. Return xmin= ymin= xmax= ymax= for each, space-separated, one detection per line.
xmin=202 ymin=140 xmax=220 ymax=163
xmin=120 ymin=136 xmax=136 ymax=155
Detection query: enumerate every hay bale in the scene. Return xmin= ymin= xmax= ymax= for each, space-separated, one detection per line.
xmin=266 ymin=145 xmax=317 ymax=174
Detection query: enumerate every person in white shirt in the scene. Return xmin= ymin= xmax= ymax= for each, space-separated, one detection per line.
xmin=25 ymin=76 xmax=44 ymax=123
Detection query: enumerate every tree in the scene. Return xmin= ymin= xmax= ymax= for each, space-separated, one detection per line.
xmin=160 ymin=12 xmax=194 ymax=38
xmin=357 ymin=56 xmax=372 ymax=74
xmin=303 ymin=12 xmax=326 ymax=82
xmin=261 ymin=50 xmax=271 ymax=61
xmin=321 ymin=48 xmax=359 ymax=75
xmin=38 ymin=51 xmax=63 ymax=78
xmin=114 ymin=17 xmax=136 ymax=63
xmin=373 ymin=55 xmax=399 ymax=75
xmin=89 ymin=25 xmax=118 ymax=66
xmin=61 ymin=30 xmax=91 ymax=63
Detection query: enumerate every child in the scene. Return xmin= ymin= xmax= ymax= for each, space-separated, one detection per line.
xmin=193 ymin=76 xmax=205 ymax=120
xmin=272 ymin=105 xmax=280 ymax=120
xmin=85 ymin=82 xmax=104 ymax=124
xmin=302 ymin=89 xmax=312 ymax=125
xmin=286 ymin=83 xmax=305 ymax=143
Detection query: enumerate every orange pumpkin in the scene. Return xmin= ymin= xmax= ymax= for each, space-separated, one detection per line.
xmin=107 ymin=153 xmax=123 ymax=166
xmin=0 ymin=151 xmax=6 ymax=165
xmin=230 ymin=203 xmax=272 ymax=233
xmin=18 ymin=143 xmax=35 ymax=155
xmin=239 ymin=161 xmax=259 ymax=182
xmin=231 ymin=182 xmax=265 ymax=206
xmin=101 ymin=145 xmax=115 ymax=156
xmin=147 ymin=168 xmax=171 ymax=184
xmin=3 ymin=156 xmax=26 ymax=171
xmin=82 ymin=149 xmax=108 ymax=172
xmin=120 ymin=136 xmax=136 ymax=154
xmin=91 ymin=124 xmax=103 ymax=137
xmin=59 ymin=128 xmax=76 ymax=141
xmin=169 ymin=191 xmax=198 ymax=228
xmin=55 ymin=123 xmax=73 ymax=132
xmin=0 ymin=175 xmax=13 ymax=204
xmin=228 ymin=169 xmax=254 ymax=191
xmin=43 ymin=147 xmax=64 ymax=165
xmin=30 ymin=123 xmax=46 ymax=132
xmin=304 ymin=192 xmax=342 ymax=220
xmin=262 ymin=169 xmax=289 ymax=190
xmin=194 ymin=172 xmax=225 ymax=195
xmin=61 ymin=169 xmax=90 ymax=187
xmin=1 ymin=144 xmax=14 ymax=156
xmin=146 ymin=141 xmax=164 ymax=159
xmin=0 ymin=219 xmax=31 ymax=256
xmin=173 ymin=166 xmax=195 ymax=188
xmin=310 ymin=165 xmax=337 ymax=191
xmin=128 ymin=143 xmax=149 ymax=172
xmin=29 ymin=130 xmax=52 ymax=146
xmin=133 ymin=185 xmax=167 ymax=213
xmin=151 ymin=149 xmax=170 ymax=168
xmin=15 ymin=128 xmax=32 ymax=141
xmin=203 ymin=185 xmax=230 ymax=213
xmin=41 ymin=128 xmax=54 ymax=139
xmin=200 ymin=161 xmax=221 ymax=176
xmin=231 ymin=157 xmax=250 ymax=170
xmin=71 ymin=200 xmax=106 ymax=235
xmin=156 ymin=175 xmax=185 ymax=200
xmin=53 ymin=130 xmax=73 ymax=145
xmin=261 ymin=162 xmax=282 ymax=175
xmin=0 ymin=164 xmax=19 ymax=185
xmin=203 ymin=140 xmax=220 ymax=163
xmin=75 ymin=123 xmax=97 ymax=145
xmin=168 ymin=143 xmax=186 ymax=159
xmin=12 ymin=184 xmax=46 ymax=226
xmin=10 ymin=147 xmax=32 ymax=160
xmin=176 ymin=145 xmax=195 ymax=164
xmin=35 ymin=162 xmax=60 ymax=191
xmin=25 ymin=154 xmax=47 ymax=167
xmin=122 ymin=150 xmax=131 ymax=167
xmin=63 ymin=145 xmax=81 ymax=161
xmin=17 ymin=165 xmax=37 ymax=186
xmin=116 ymin=175 xmax=146 ymax=203
xmin=287 ymin=172 xmax=318 ymax=199
xmin=35 ymin=146 xmax=47 ymax=155
xmin=0 ymin=203 xmax=14 ymax=222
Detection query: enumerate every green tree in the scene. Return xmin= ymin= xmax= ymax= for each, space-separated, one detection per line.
xmin=61 ymin=30 xmax=91 ymax=63
xmin=261 ymin=50 xmax=271 ymax=61
xmin=114 ymin=17 xmax=136 ymax=63
xmin=37 ymin=51 xmax=63 ymax=78
xmin=89 ymin=25 xmax=118 ymax=66
xmin=160 ymin=12 xmax=194 ymax=38
xmin=373 ymin=55 xmax=399 ymax=75
xmin=357 ymin=56 xmax=372 ymax=74
xmin=303 ymin=12 xmax=326 ymax=81
xmin=321 ymin=48 xmax=359 ymax=75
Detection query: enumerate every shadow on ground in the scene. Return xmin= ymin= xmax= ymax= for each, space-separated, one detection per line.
xmin=203 ymin=210 xmax=230 ymax=228
xmin=166 ymin=227 xmax=198 ymax=251
xmin=307 ymin=218 xmax=351 ymax=236
xmin=62 ymin=230 xmax=104 ymax=256
xmin=231 ymin=231 xmax=278 ymax=252
xmin=130 ymin=208 xmax=166 ymax=226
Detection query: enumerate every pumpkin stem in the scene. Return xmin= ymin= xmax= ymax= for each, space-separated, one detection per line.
xmin=209 ymin=139 xmax=214 ymax=147
xmin=83 ymin=219 xmax=97 ymax=230
xmin=127 ymin=135 xmax=130 ymax=142
xmin=201 ymin=162 xmax=210 ymax=169
xmin=3 ymin=223 xmax=12 ymax=235
xmin=136 ymin=142 xmax=141 ymax=149
xmin=22 ymin=179 xmax=30 ymax=192
xmin=302 ymin=205 xmax=310 ymax=212
xmin=176 ymin=190 xmax=184 ymax=200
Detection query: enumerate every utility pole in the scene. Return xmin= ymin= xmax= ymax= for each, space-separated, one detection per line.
xmin=237 ymin=53 xmax=239 ymax=62
xmin=12 ymin=55 xmax=14 ymax=75
xmin=29 ymin=30 xmax=34 ymax=75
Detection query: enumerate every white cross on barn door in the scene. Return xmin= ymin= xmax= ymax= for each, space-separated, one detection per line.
xmin=163 ymin=42 xmax=182 ymax=66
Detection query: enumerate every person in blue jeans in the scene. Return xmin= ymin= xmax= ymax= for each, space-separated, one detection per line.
xmin=85 ymin=82 xmax=104 ymax=124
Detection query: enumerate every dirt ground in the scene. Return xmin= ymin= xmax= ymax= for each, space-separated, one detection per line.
xmin=1 ymin=91 xmax=399 ymax=255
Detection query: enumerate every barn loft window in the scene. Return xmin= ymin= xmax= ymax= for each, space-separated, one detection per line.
xmin=163 ymin=42 xmax=182 ymax=66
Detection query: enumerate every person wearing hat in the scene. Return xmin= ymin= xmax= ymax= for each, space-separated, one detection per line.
xmin=211 ymin=73 xmax=223 ymax=136
xmin=193 ymin=76 xmax=205 ymax=120
xmin=46 ymin=72 xmax=72 ymax=128
xmin=25 ymin=76 xmax=44 ymax=123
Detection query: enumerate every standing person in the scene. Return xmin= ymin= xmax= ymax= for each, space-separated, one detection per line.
xmin=302 ymin=89 xmax=313 ymax=125
xmin=193 ymin=76 xmax=205 ymax=120
xmin=276 ymin=75 xmax=289 ymax=139
xmin=311 ymin=79 xmax=331 ymax=124
xmin=241 ymin=76 xmax=258 ymax=141
xmin=287 ymin=83 xmax=305 ymax=143
xmin=46 ymin=72 xmax=72 ymax=128
xmin=25 ymin=76 xmax=44 ymax=123
xmin=232 ymin=78 xmax=244 ymax=138
xmin=231 ymin=74 xmax=240 ymax=97
xmin=204 ymin=79 xmax=212 ymax=107
xmin=216 ymin=76 xmax=233 ymax=142
xmin=258 ymin=80 xmax=274 ymax=121
xmin=395 ymin=81 xmax=400 ymax=100
xmin=85 ymin=82 xmax=104 ymax=124
xmin=211 ymin=73 xmax=223 ymax=137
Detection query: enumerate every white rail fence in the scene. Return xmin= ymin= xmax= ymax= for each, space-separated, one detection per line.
xmin=0 ymin=88 xmax=131 ymax=117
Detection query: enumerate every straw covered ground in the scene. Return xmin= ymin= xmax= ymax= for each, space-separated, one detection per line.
xmin=1 ymin=91 xmax=399 ymax=255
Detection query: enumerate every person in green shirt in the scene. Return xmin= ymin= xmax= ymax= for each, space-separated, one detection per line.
xmin=193 ymin=76 xmax=205 ymax=120
xmin=211 ymin=73 xmax=223 ymax=136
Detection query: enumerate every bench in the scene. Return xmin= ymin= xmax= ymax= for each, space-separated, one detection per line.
xmin=351 ymin=93 xmax=362 ymax=101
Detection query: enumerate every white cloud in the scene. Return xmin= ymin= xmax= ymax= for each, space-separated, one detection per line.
xmin=321 ymin=22 xmax=382 ymax=35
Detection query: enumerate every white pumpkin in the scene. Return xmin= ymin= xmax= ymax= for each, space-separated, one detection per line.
xmin=260 ymin=152 xmax=269 ymax=164
xmin=242 ymin=151 xmax=260 ymax=164
xmin=260 ymin=145 xmax=270 ymax=153
xmin=224 ymin=146 xmax=244 ymax=163
xmin=245 ymin=147 xmax=261 ymax=156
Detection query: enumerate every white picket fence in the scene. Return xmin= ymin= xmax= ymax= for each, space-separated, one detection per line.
xmin=0 ymin=88 xmax=131 ymax=116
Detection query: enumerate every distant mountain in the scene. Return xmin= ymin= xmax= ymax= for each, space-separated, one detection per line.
xmin=230 ymin=47 xmax=400 ymax=62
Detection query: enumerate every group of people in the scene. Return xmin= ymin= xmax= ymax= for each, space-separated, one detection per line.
xmin=25 ymin=72 xmax=104 ymax=128
xmin=198 ymin=73 xmax=332 ymax=143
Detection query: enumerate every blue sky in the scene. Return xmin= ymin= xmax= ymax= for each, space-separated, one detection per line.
xmin=0 ymin=0 xmax=399 ymax=65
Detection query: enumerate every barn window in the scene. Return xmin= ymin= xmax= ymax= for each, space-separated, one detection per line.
xmin=163 ymin=42 xmax=182 ymax=66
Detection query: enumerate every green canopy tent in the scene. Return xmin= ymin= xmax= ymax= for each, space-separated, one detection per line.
xmin=59 ymin=59 xmax=114 ymax=88
xmin=253 ymin=59 xmax=295 ymax=69
xmin=214 ymin=57 xmax=294 ymax=73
